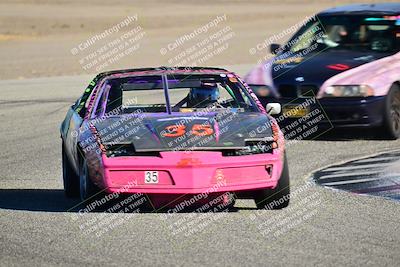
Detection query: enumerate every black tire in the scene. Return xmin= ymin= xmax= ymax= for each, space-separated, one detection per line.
xmin=255 ymin=155 xmax=290 ymax=209
xmin=381 ymin=84 xmax=400 ymax=140
xmin=79 ymin=158 xmax=99 ymax=201
xmin=62 ymin=144 xmax=79 ymax=198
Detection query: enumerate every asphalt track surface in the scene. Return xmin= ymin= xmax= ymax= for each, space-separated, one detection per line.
xmin=1 ymin=65 xmax=400 ymax=266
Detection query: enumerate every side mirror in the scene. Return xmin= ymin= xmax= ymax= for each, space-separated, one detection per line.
xmin=269 ymin=43 xmax=281 ymax=55
xmin=266 ymin=103 xmax=281 ymax=115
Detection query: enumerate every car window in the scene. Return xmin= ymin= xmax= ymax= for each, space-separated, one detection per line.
xmin=94 ymin=86 xmax=109 ymax=117
xmin=96 ymin=74 xmax=258 ymax=116
xmin=284 ymin=15 xmax=400 ymax=54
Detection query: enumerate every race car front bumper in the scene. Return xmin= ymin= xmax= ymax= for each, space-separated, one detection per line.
xmin=101 ymin=150 xmax=283 ymax=194
xmin=277 ymin=96 xmax=386 ymax=128
xmin=317 ymin=96 xmax=386 ymax=128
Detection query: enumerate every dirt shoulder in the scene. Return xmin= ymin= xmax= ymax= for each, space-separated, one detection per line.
xmin=0 ymin=0 xmax=380 ymax=80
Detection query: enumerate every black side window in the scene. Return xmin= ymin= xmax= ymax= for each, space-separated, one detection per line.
xmin=94 ymin=89 xmax=108 ymax=117
xmin=105 ymin=84 xmax=122 ymax=114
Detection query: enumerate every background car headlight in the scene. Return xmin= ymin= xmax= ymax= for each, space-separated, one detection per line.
xmin=323 ymin=85 xmax=374 ymax=97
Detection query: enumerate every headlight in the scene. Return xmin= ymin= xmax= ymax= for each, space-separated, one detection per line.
xmin=323 ymin=85 xmax=374 ymax=97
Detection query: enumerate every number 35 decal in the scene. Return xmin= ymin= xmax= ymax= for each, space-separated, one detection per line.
xmin=145 ymin=171 xmax=158 ymax=184
xmin=162 ymin=124 xmax=214 ymax=137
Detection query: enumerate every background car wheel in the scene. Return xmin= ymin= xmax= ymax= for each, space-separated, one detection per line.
xmin=62 ymin=144 xmax=79 ymax=198
xmin=79 ymin=158 xmax=99 ymax=201
xmin=254 ymin=155 xmax=290 ymax=209
xmin=381 ymin=84 xmax=400 ymax=140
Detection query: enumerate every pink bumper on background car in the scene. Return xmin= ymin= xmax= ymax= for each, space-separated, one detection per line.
xmin=101 ymin=150 xmax=284 ymax=194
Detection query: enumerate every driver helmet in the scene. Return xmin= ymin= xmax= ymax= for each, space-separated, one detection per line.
xmin=188 ymin=83 xmax=219 ymax=107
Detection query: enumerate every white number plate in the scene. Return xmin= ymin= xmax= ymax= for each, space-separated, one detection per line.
xmin=144 ymin=171 xmax=159 ymax=184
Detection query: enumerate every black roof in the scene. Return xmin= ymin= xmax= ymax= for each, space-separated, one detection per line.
xmin=319 ymin=3 xmax=400 ymax=16
xmin=97 ymin=66 xmax=229 ymax=78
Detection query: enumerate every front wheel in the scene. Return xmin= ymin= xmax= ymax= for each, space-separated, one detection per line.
xmin=62 ymin=144 xmax=79 ymax=198
xmin=79 ymin=158 xmax=99 ymax=201
xmin=254 ymin=155 xmax=290 ymax=209
xmin=381 ymin=84 xmax=400 ymax=140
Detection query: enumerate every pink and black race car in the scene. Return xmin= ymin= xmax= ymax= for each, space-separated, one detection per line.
xmin=60 ymin=67 xmax=289 ymax=209
xmin=246 ymin=3 xmax=400 ymax=139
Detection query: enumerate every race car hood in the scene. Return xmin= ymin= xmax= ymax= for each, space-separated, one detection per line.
xmin=271 ymin=50 xmax=391 ymax=88
xmin=245 ymin=50 xmax=394 ymax=97
xmin=89 ymin=111 xmax=274 ymax=152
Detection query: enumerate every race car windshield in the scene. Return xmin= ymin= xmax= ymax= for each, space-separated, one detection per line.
xmin=282 ymin=15 xmax=400 ymax=54
xmin=99 ymin=74 xmax=258 ymax=115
